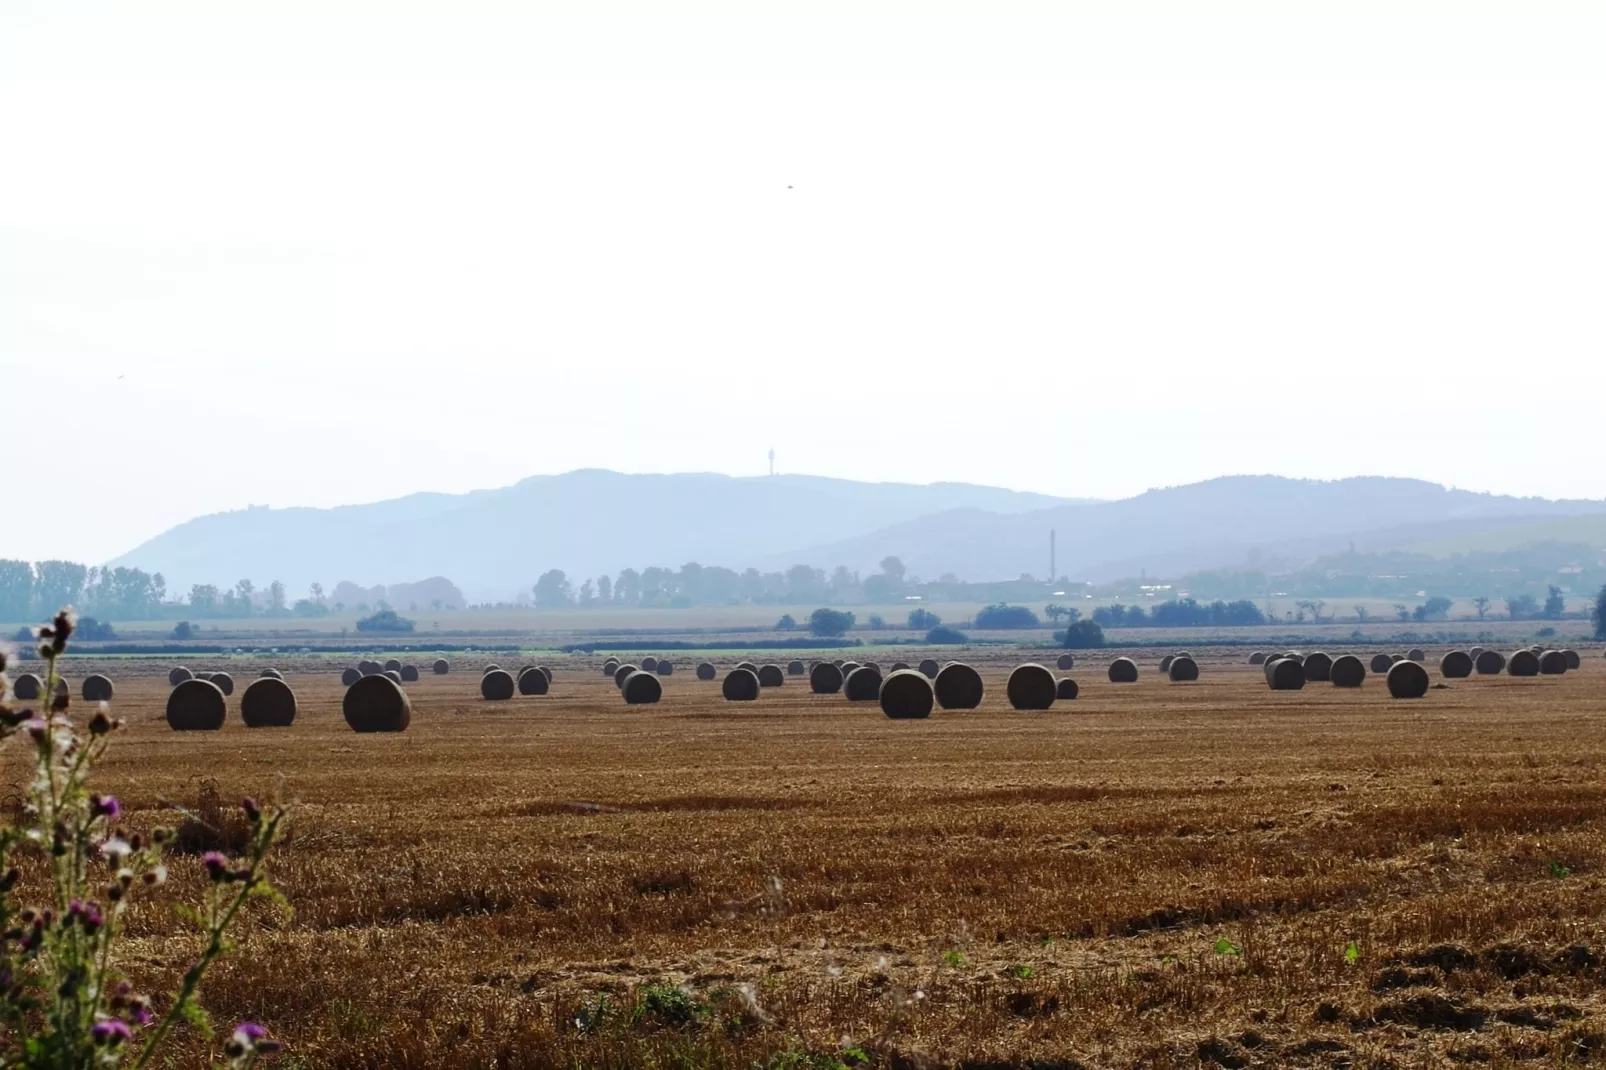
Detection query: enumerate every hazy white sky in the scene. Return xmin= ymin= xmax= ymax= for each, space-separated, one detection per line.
xmin=4 ymin=1 xmax=1604 ymax=564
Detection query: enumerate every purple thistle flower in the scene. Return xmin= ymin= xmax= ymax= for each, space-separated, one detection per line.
xmin=90 ymin=794 xmax=121 ymax=820
xmin=129 ymin=999 xmax=153 ymax=1027
xmin=201 ymin=851 xmax=230 ymax=882
xmin=92 ymin=1019 xmax=132 ymax=1046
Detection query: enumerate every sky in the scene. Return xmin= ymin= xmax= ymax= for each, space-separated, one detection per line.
xmin=3 ymin=0 xmax=1604 ymax=565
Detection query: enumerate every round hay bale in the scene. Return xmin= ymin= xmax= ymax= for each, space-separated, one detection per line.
xmin=400 ymin=664 xmax=419 ymax=682
xmin=518 ymin=667 xmax=549 ymax=696
xmin=1301 ymin=652 xmax=1332 ymax=682
xmin=621 ymin=670 xmax=662 ymax=705
xmin=1539 ymin=650 xmax=1568 ymax=675
xmin=1407 ymin=648 xmax=1427 ymax=663
xmin=1107 ymin=657 xmax=1138 ymax=683
xmin=195 ymin=671 xmax=214 ymax=681
xmin=1474 ymin=649 xmax=1506 ymax=675
xmin=934 ymin=663 xmax=984 ymax=709
xmin=655 ymin=661 xmax=672 ymax=676
xmin=341 ymin=667 xmax=361 ymax=686
xmin=1055 ymin=677 xmax=1079 ymax=700
xmin=840 ymin=662 xmax=861 ymax=676
xmin=240 ymin=677 xmax=297 ymax=727
xmin=1158 ymin=655 xmax=1175 ymax=674
xmin=168 ymin=666 xmax=192 ymax=686
xmin=481 ymin=669 xmax=515 ymax=700
xmin=12 ymin=673 xmax=41 ymax=701
xmin=210 ymin=672 xmax=235 ymax=697
xmin=384 ymin=658 xmax=402 ymax=673
xmin=1469 ymin=647 xmax=1485 ymax=659
xmin=483 ymin=663 xmax=502 ymax=675
xmin=844 ymin=666 xmax=883 ymax=701
xmin=1267 ymin=658 xmax=1306 ymax=691
xmin=1006 ymin=664 xmax=1056 ymax=710
xmin=891 ymin=661 xmax=911 ymax=672
xmin=540 ymin=666 xmax=554 ymax=682
xmin=52 ymin=677 xmax=70 ymax=704
xmin=1168 ymin=656 xmax=1199 ymax=682
xmin=1248 ymin=652 xmax=1266 ymax=665
xmin=831 ymin=659 xmax=845 ymax=668
xmin=1370 ymin=654 xmax=1393 ymax=673
xmin=1508 ymin=650 xmax=1540 ymax=677
xmin=613 ymin=665 xmax=640 ymax=690
xmin=918 ymin=659 xmax=940 ymax=679
xmin=1282 ymin=652 xmax=1306 ymax=665
xmin=1440 ymin=651 xmax=1474 ymax=679
xmin=1530 ymin=645 xmax=1545 ymax=656
xmin=1330 ymin=654 xmax=1366 ymax=688
xmin=383 ymin=670 xmax=403 ymax=684
xmin=166 ymin=679 xmax=226 ymax=730
xmin=1387 ymin=660 xmax=1430 ymax=699
xmin=343 ymin=674 xmax=411 ymax=732
xmin=880 ymin=669 xmax=934 ymax=719
xmin=1562 ymin=649 xmax=1581 ymax=670
xmin=640 ymin=656 xmax=659 ymax=672
xmin=602 ymin=660 xmax=620 ymax=678
xmin=757 ymin=664 xmax=785 ymax=687
xmin=696 ymin=662 xmax=717 ymax=681
xmin=787 ymin=660 xmax=806 ymax=676
xmin=862 ymin=662 xmax=881 ymax=674
xmin=82 ymin=674 xmax=114 ymax=702
xmin=810 ymin=662 xmax=844 ymax=694
xmin=433 ymin=659 xmax=450 ymax=675
xmin=358 ymin=660 xmax=381 ymax=676
xmin=736 ymin=661 xmax=758 ymax=674
xmin=1056 ymin=653 xmax=1075 ymax=671
xmin=722 ymin=668 xmax=760 ymax=701
xmin=259 ymin=668 xmax=283 ymax=680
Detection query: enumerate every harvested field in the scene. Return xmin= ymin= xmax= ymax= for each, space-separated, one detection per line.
xmin=9 ymin=647 xmax=1606 ymax=1068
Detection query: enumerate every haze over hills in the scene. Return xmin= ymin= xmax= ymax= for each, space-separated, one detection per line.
xmin=105 ymin=470 xmax=1606 ymax=603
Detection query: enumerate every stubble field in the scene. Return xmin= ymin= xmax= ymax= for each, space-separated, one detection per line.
xmin=11 ymin=647 xmax=1606 ymax=1068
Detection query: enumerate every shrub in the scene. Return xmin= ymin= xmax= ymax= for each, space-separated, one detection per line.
xmin=775 ymin=614 xmax=796 ymax=631
xmin=974 ymin=603 xmax=1040 ymax=629
xmin=355 ymin=608 xmax=415 ymax=633
xmin=75 ymin=616 xmax=117 ymax=641
xmin=907 ymin=608 xmax=941 ymax=630
xmin=1596 ymin=584 xmax=1606 ymax=640
xmin=924 ymin=625 xmax=968 ymax=644
xmin=171 ymin=620 xmax=195 ymax=640
xmin=808 ymin=608 xmax=856 ymax=638
xmin=866 ymin=614 xmax=886 ymax=630
xmin=1061 ymin=619 xmax=1105 ymax=648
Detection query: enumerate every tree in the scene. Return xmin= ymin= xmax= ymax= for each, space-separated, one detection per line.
xmin=907 ymin=607 xmax=941 ymax=630
xmin=925 ymin=625 xmax=968 ymax=644
xmin=879 ymin=556 xmax=907 ymax=584
xmin=596 ymin=574 xmax=613 ymax=604
xmin=1062 ymin=619 xmax=1105 ymax=649
xmin=578 ymin=578 xmax=595 ymax=606
xmin=309 ymin=582 xmax=325 ymax=605
xmin=776 ymin=613 xmax=796 ymax=630
xmin=269 ymin=580 xmax=287 ymax=614
xmin=1507 ymin=594 xmax=1539 ymax=620
xmin=1544 ymin=584 xmax=1566 ymax=619
xmin=1393 ymin=603 xmax=1410 ymax=622
xmin=1354 ymin=605 xmax=1369 ymax=622
xmin=1043 ymin=603 xmax=1071 ymax=625
xmin=33 ymin=560 xmax=87 ymax=617
xmin=0 ymin=559 xmax=32 ymax=622
xmin=1472 ymin=596 xmax=1490 ymax=621
xmin=172 ymin=620 xmax=195 ymax=640
xmin=533 ymin=569 xmax=573 ymax=608
xmin=809 ymin=607 xmax=856 ymax=637
xmin=356 ymin=608 xmax=415 ymax=633
xmin=1595 ymin=584 xmax=1606 ymax=640
xmin=974 ymin=603 xmax=1041 ymax=629
xmin=867 ymin=614 xmax=886 ymax=629
xmin=615 ymin=568 xmax=641 ymax=605
xmin=1412 ymin=596 xmax=1452 ymax=622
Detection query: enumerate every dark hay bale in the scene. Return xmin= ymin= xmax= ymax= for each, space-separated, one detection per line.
xmin=1282 ymin=652 xmax=1306 ymax=665
xmin=166 ymin=679 xmax=226 ymax=731
xmin=934 ymin=663 xmax=984 ymax=709
xmin=343 ymin=674 xmax=411 ymax=733
xmin=736 ymin=661 xmax=758 ymax=674
xmin=810 ymin=662 xmax=844 ymax=694
xmin=1168 ymin=656 xmax=1199 ymax=682
xmin=518 ymin=667 xmax=549 ymax=696
xmin=483 ymin=664 xmax=502 ymax=675
xmin=862 ymin=662 xmax=881 ymax=674
xmin=82 ymin=674 xmax=114 ymax=702
xmin=1508 ymin=650 xmax=1541 ymax=677
xmin=1387 ymin=660 xmax=1431 ymax=699
xmin=1370 ymin=654 xmax=1393 ymax=673
xmin=844 ymin=666 xmax=883 ymax=701
xmin=1563 ymin=649 xmax=1581 ymax=670
xmin=640 ymin=656 xmax=659 ymax=672
xmin=1006 ymin=664 xmax=1056 ymax=710
xmin=1056 ymin=653 xmax=1075 ymax=671
xmin=1107 ymin=657 xmax=1138 ymax=683
xmin=52 ymin=677 xmax=70 ymax=704
xmin=602 ymin=660 xmax=620 ymax=678
xmin=1330 ymin=655 xmax=1366 ymax=688
xmin=1530 ymin=645 xmax=1545 ymax=655
xmin=12 ymin=673 xmax=41 ymax=701
xmin=1248 ymin=652 xmax=1266 ymax=665
xmin=259 ymin=668 xmax=283 ymax=680
xmin=1055 ymin=677 xmax=1079 ymax=700
xmin=757 ymin=664 xmax=785 ymax=687
xmin=1474 ymin=650 xmax=1506 ymax=675
xmin=840 ymin=662 xmax=861 ymax=677
xmin=1539 ymin=650 xmax=1568 ymax=675
xmin=1267 ymin=659 xmax=1306 ymax=691
xmin=787 ymin=660 xmax=806 ymax=675
xmin=1469 ymin=647 xmax=1485 ymax=659
xmin=384 ymin=659 xmax=402 ymax=673
xmin=655 ymin=662 xmax=672 ymax=676
xmin=400 ymin=664 xmax=419 ymax=682
xmin=1158 ymin=655 xmax=1175 ymax=673
xmin=1407 ymin=648 xmax=1427 ymax=663
xmin=722 ymin=668 xmax=760 ymax=701
xmin=918 ymin=659 xmax=940 ymax=678
xmin=880 ymin=670 xmax=934 ymax=719
xmin=890 ymin=661 xmax=911 ymax=672
xmin=210 ymin=672 xmax=235 ymax=697
xmin=1302 ymin=652 xmax=1332 ymax=682
xmin=383 ymin=670 xmax=403 ymax=684
xmin=358 ymin=660 xmax=381 ymax=676
xmin=195 ymin=671 xmax=214 ymax=681
xmin=622 ymin=670 xmax=662 ymax=705
xmin=481 ymin=669 xmax=515 ymax=700
xmin=613 ymin=665 xmax=640 ymax=690
xmin=540 ymin=666 xmax=554 ymax=682
xmin=1440 ymin=651 xmax=1474 ymax=679
xmin=341 ymin=668 xmax=361 ymax=687
xmin=168 ymin=666 xmax=192 ymax=686
xmin=831 ymin=660 xmax=845 ymax=668
xmin=696 ymin=662 xmax=717 ymax=681
xmin=240 ymin=677 xmax=297 ymax=728
xmin=433 ymin=659 xmax=450 ymax=675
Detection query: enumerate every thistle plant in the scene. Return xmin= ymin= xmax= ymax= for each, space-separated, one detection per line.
xmin=0 ymin=610 xmax=286 ymax=1068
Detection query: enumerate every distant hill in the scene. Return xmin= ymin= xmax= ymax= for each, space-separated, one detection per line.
xmin=108 ymin=470 xmax=1082 ymax=600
